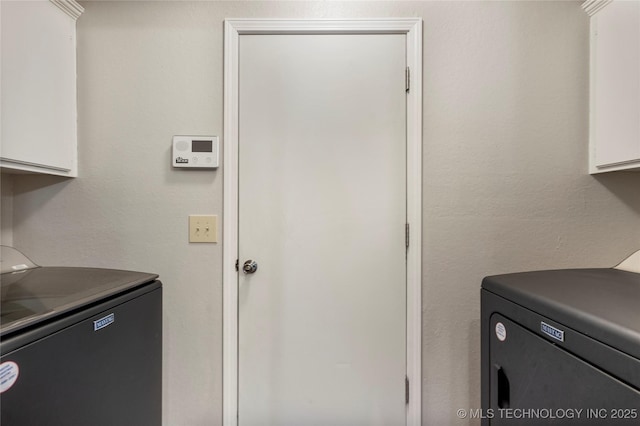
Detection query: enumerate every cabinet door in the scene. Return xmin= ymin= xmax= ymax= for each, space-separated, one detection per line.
xmin=591 ymin=0 xmax=640 ymax=172
xmin=1 ymin=0 xmax=79 ymax=176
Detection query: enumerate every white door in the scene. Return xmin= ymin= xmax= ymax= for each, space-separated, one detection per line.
xmin=237 ymin=32 xmax=407 ymax=426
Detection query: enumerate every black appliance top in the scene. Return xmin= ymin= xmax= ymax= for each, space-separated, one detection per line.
xmin=1 ymin=266 xmax=159 ymax=338
xmin=482 ymin=268 xmax=640 ymax=360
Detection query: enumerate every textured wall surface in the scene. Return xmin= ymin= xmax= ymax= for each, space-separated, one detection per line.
xmin=7 ymin=1 xmax=640 ymax=425
xmin=1 ymin=174 xmax=13 ymax=246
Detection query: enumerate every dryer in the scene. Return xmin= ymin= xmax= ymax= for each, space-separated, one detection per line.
xmin=481 ymin=267 xmax=640 ymax=425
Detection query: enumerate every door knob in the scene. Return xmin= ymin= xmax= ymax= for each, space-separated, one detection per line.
xmin=242 ymin=260 xmax=258 ymax=274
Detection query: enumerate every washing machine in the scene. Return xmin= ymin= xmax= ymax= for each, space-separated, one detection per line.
xmin=0 ymin=246 xmax=162 ymax=425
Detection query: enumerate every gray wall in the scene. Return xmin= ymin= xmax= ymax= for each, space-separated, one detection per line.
xmin=1 ymin=174 xmax=13 ymax=246
xmin=6 ymin=1 xmax=640 ymax=425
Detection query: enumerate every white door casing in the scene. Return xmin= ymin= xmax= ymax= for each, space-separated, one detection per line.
xmin=223 ymin=19 xmax=422 ymax=426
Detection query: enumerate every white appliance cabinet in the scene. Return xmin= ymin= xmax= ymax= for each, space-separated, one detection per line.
xmin=1 ymin=0 xmax=83 ymax=177
xmin=586 ymin=0 xmax=640 ymax=173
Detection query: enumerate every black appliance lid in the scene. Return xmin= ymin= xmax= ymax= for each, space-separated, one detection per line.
xmin=482 ymin=268 xmax=640 ymax=360
xmin=1 ymin=266 xmax=159 ymax=337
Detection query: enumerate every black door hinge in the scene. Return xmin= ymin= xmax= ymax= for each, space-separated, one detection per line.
xmin=405 ymin=67 xmax=410 ymax=93
xmin=405 ymin=376 xmax=409 ymax=404
xmin=405 ymin=223 xmax=410 ymax=249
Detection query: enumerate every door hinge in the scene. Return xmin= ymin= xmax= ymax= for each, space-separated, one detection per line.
xmin=405 ymin=223 xmax=410 ymax=249
xmin=405 ymin=67 xmax=410 ymax=93
xmin=235 ymin=259 xmax=239 ymax=272
xmin=405 ymin=376 xmax=410 ymax=404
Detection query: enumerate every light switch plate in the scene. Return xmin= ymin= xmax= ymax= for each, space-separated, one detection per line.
xmin=189 ymin=215 xmax=217 ymax=243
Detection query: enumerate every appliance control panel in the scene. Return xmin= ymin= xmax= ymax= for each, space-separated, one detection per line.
xmin=172 ymin=136 xmax=219 ymax=168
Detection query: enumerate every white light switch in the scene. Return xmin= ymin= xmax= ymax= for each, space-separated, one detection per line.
xmin=189 ymin=215 xmax=217 ymax=243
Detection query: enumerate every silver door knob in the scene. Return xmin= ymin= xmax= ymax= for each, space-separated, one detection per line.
xmin=242 ymin=260 xmax=258 ymax=274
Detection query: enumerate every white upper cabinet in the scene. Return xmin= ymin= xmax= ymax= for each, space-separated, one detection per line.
xmin=1 ymin=0 xmax=83 ymax=177
xmin=587 ymin=0 xmax=640 ymax=173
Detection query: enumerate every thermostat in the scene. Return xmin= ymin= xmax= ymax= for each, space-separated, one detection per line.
xmin=172 ymin=136 xmax=219 ymax=168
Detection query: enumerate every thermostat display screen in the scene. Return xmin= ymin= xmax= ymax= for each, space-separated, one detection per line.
xmin=192 ymin=140 xmax=213 ymax=152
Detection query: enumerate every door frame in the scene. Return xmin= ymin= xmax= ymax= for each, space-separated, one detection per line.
xmin=223 ymin=18 xmax=423 ymax=426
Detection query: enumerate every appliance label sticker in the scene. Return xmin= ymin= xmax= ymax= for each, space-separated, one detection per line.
xmin=94 ymin=313 xmax=115 ymax=331
xmin=0 ymin=361 xmax=19 ymax=393
xmin=495 ymin=322 xmax=507 ymax=342
xmin=541 ymin=321 xmax=564 ymax=342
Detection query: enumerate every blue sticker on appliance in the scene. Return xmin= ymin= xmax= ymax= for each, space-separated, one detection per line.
xmin=541 ymin=321 xmax=564 ymax=342
xmin=94 ymin=313 xmax=115 ymax=331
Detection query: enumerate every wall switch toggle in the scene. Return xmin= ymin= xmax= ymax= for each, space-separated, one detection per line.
xmin=189 ymin=215 xmax=218 ymax=243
